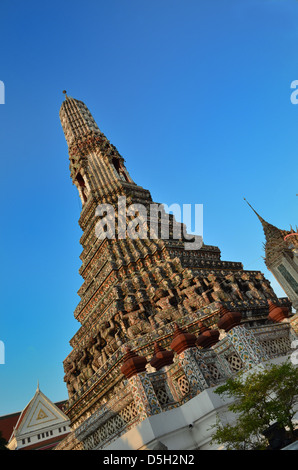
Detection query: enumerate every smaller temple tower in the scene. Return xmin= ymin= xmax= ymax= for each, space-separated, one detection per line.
xmin=245 ymin=199 xmax=298 ymax=311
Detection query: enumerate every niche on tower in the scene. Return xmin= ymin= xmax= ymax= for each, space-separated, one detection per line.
xmin=75 ymin=171 xmax=89 ymax=204
xmin=111 ymin=156 xmax=130 ymax=182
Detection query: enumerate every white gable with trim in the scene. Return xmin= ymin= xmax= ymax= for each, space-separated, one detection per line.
xmin=8 ymin=385 xmax=70 ymax=450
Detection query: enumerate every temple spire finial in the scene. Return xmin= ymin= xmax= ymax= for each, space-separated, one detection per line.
xmin=243 ymin=198 xmax=266 ymax=224
xmin=243 ymin=197 xmax=289 ymax=257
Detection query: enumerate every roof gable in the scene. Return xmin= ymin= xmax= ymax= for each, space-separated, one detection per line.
xmin=12 ymin=388 xmax=68 ymax=440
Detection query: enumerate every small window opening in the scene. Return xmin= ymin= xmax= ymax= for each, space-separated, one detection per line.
xmin=112 ymin=157 xmax=129 ymax=182
xmin=76 ymin=173 xmax=88 ymax=203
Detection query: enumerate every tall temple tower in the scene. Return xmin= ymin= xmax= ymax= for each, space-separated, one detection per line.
xmin=56 ymin=93 xmax=295 ymax=450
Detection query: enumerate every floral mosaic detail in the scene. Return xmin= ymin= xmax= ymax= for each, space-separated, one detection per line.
xmin=227 ymin=325 xmax=269 ymax=367
xmin=128 ymin=372 xmax=162 ymax=420
xmin=177 ymin=348 xmax=210 ymax=393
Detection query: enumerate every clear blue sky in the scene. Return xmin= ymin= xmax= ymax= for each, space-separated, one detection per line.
xmin=0 ymin=0 xmax=297 ymax=416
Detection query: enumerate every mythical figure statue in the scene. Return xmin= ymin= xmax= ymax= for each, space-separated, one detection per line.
xmin=89 ymin=331 xmax=106 ymax=372
xmin=63 ymin=353 xmax=83 ymax=397
xmin=240 ymin=273 xmax=266 ymax=300
xmin=119 ymin=298 xmax=151 ymax=339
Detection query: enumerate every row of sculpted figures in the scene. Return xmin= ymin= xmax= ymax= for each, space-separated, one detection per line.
xmin=64 ymin=259 xmax=277 ymax=397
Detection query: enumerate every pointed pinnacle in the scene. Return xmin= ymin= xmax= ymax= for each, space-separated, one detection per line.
xmin=243 ymin=198 xmax=266 ymax=224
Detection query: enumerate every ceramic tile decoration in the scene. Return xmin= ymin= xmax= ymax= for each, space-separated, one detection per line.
xmin=54 ymin=93 xmax=296 ymax=450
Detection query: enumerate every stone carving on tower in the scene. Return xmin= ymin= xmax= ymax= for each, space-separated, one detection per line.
xmin=56 ymin=93 xmax=294 ymax=450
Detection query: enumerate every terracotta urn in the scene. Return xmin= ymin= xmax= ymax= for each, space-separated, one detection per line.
xmin=267 ymin=300 xmax=289 ymax=323
xmin=170 ymin=323 xmax=197 ymax=354
xmin=196 ymin=321 xmax=220 ymax=349
xmin=120 ymin=346 xmax=148 ymax=379
xmin=217 ymin=305 xmax=242 ymax=332
xmin=150 ymin=342 xmax=174 ymax=371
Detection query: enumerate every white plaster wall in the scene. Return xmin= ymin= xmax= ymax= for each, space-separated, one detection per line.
xmin=104 ymin=354 xmax=297 ymax=451
xmin=104 ymin=387 xmax=233 ymax=451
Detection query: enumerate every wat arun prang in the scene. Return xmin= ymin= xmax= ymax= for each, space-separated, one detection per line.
xmin=56 ymin=93 xmax=293 ymax=450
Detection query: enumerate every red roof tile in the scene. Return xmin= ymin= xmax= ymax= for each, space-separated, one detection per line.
xmin=0 ymin=413 xmax=20 ymax=442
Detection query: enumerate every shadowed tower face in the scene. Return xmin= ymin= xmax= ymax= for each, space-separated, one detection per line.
xmin=59 ymin=93 xmax=282 ymax=430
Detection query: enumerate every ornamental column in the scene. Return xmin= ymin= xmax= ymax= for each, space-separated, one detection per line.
xmin=267 ymin=300 xmax=298 ymax=346
xmin=170 ymin=323 xmax=213 ymax=396
xmin=120 ymin=347 xmax=162 ymax=421
xmin=217 ymin=305 xmax=269 ymax=368
xmin=149 ymin=342 xmax=177 ymax=402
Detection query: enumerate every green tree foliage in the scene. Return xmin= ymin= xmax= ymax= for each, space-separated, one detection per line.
xmin=211 ymin=360 xmax=298 ymax=450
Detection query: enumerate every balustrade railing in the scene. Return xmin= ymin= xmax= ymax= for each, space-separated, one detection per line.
xmin=57 ymin=318 xmax=295 ymax=450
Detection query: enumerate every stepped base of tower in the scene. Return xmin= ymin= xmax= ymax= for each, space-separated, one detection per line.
xmin=55 ymin=309 xmax=298 ymax=450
